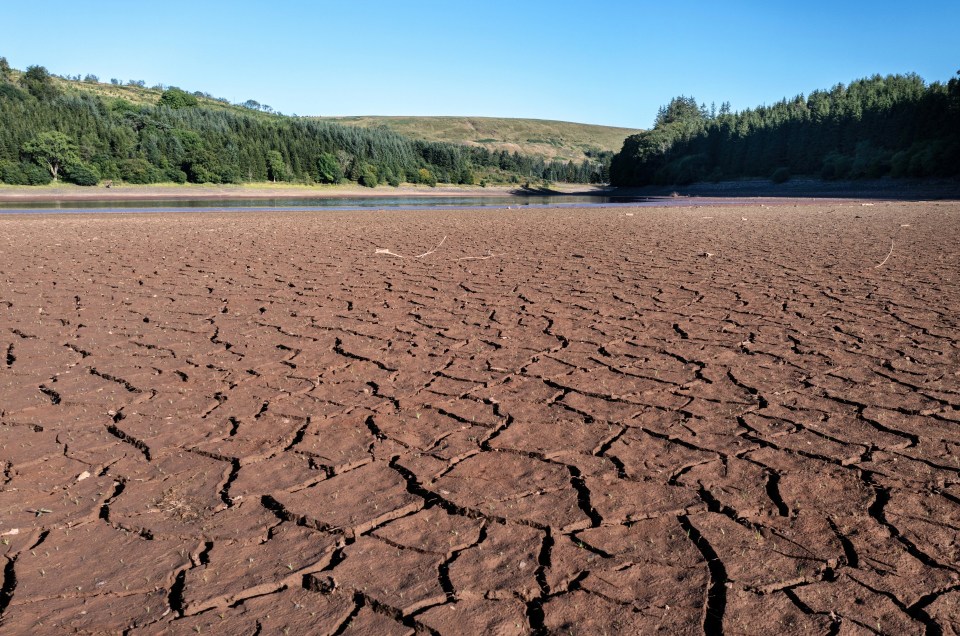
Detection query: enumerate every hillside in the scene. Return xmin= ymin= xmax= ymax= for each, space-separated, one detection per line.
xmin=0 ymin=60 xmax=610 ymax=187
xmin=2 ymin=66 xmax=261 ymax=116
xmin=317 ymin=116 xmax=640 ymax=163
xmin=611 ymin=73 xmax=960 ymax=186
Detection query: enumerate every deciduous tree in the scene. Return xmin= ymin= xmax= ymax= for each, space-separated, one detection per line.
xmin=22 ymin=131 xmax=78 ymax=181
xmin=315 ymin=152 xmax=343 ymax=184
xmin=267 ymin=151 xmax=286 ymax=182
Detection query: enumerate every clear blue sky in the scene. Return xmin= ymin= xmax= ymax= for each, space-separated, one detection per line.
xmin=4 ymin=1 xmax=957 ymax=129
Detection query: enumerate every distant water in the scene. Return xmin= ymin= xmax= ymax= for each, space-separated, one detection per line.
xmin=0 ymin=193 xmax=808 ymax=214
xmin=0 ymin=194 xmax=732 ymax=213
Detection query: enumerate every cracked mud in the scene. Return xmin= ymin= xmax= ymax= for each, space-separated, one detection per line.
xmin=1 ymin=202 xmax=959 ymax=634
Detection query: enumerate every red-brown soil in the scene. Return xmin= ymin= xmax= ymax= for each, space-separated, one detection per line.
xmin=1 ymin=202 xmax=958 ymax=634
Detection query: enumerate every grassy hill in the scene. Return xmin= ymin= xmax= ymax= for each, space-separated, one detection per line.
xmin=12 ymin=69 xmax=637 ymax=164
xmin=45 ymin=74 xmax=269 ymax=118
xmin=1 ymin=61 xmax=618 ymax=186
xmin=316 ymin=116 xmax=641 ymax=162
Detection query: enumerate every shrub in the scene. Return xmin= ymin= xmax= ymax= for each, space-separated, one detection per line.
xmin=849 ymin=141 xmax=890 ymax=179
xmin=821 ymin=152 xmax=852 ymax=180
xmin=660 ymin=153 xmax=708 ymax=185
xmin=120 ymin=158 xmax=163 ymax=184
xmin=218 ymin=165 xmax=243 ymax=184
xmin=20 ymin=65 xmax=60 ymax=100
xmin=890 ymin=150 xmax=911 ymax=178
xmin=165 ymin=167 xmax=188 ymax=183
xmin=63 ymin=161 xmax=100 ymax=186
xmin=0 ymin=83 xmax=27 ymax=101
xmin=359 ymin=164 xmax=379 ymax=188
xmin=315 ymin=152 xmax=343 ymax=184
xmin=0 ymin=161 xmax=52 ymax=185
xmin=770 ymin=167 xmax=791 ymax=184
xmin=417 ymin=168 xmax=437 ymax=187
xmin=458 ymin=168 xmax=475 ymax=185
xmin=158 ymin=88 xmax=199 ymax=109
xmin=266 ymin=150 xmax=286 ymax=182
xmin=890 ymin=140 xmax=953 ymax=178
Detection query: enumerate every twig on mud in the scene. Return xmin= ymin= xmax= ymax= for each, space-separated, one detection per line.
xmin=875 ymin=239 xmax=895 ymax=269
xmin=375 ymin=237 xmax=501 ymax=262
xmin=457 ymin=251 xmax=504 ymax=262
xmin=374 ymin=236 xmax=447 ymax=259
xmin=414 ymin=236 xmax=446 ymax=258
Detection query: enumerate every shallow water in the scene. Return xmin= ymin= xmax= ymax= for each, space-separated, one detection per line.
xmin=0 ymin=194 xmax=760 ymax=213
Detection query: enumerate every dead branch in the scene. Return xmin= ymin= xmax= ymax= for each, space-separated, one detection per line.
xmin=414 ymin=236 xmax=446 ymax=258
xmin=375 ymin=237 xmax=501 ymax=262
xmin=875 ymin=239 xmax=894 ymax=269
xmin=457 ymin=251 xmax=504 ymax=262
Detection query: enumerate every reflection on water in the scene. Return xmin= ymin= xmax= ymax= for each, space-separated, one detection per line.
xmin=0 ymin=194 xmax=754 ymax=213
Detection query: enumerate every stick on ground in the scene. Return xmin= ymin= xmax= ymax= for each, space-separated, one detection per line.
xmin=875 ymin=239 xmax=894 ymax=269
xmin=414 ymin=236 xmax=446 ymax=258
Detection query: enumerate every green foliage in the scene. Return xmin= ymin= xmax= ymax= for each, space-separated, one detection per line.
xmin=63 ymin=161 xmax=100 ymax=186
xmin=0 ymin=56 xmax=605 ymax=187
xmin=266 ymin=150 xmax=287 ymax=182
xmin=315 ymin=152 xmax=342 ymax=183
xmin=20 ymin=65 xmax=60 ymax=100
xmin=166 ymin=167 xmax=188 ymax=183
xmin=655 ymin=96 xmax=705 ymax=127
xmin=612 ymin=73 xmax=960 ymax=186
xmin=158 ymin=87 xmax=199 ymax=109
xmin=0 ymin=83 xmax=26 ymax=101
xmin=22 ymin=131 xmax=79 ymax=180
xmin=110 ymin=98 xmax=140 ymax=114
xmin=0 ymin=160 xmax=52 ymax=185
xmin=890 ymin=140 xmax=952 ymax=178
xmin=359 ymin=164 xmax=379 ymax=187
xmin=770 ymin=167 xmax=791 ymax=183
xmin=457 ymin=167 xmax=476 ymax=185
xmin=848 ymin=142 xmax=890 ymax=179
xmin=120 ymin=158 xmax=163 ymax=184
xmin=416 ymin=168 xmax=437 ymax=187
xmin=0 ymin=57 xmax=11 ymax=82
xmin=821 ymin=152 xmax=853 ymax=180
xmin=659 ymin=153 xmax=708 ymax=185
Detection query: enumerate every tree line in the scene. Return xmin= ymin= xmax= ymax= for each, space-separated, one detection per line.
xmin=610 ymin=72 xmax=960 ymax=186
xmin=0 ymin=59 xmax=608 ymax=187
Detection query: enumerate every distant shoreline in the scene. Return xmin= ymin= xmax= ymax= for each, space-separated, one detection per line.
xmin=610 ymin=177 xmax=960 ymax=201
xmin=2 ymin=178 xmax=958 ymax=204
xmin=0 ymin=183 xmax=606 ymax=203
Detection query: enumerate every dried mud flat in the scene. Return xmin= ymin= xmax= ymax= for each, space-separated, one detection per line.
xmin=0 ymin=202 xmax=959 ymax=635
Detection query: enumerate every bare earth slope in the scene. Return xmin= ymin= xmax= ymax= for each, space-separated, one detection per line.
xmin=1 ymin=202 xmax=959 ymax=634
xmin=317 ymin=116 xmax=641 ymax=162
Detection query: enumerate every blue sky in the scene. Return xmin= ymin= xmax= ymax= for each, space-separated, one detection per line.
xmin=3 ymin=1 xmax=957 ymax=128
